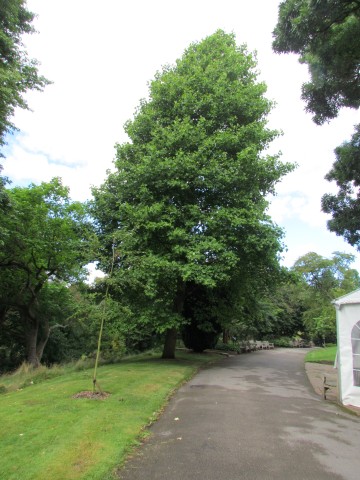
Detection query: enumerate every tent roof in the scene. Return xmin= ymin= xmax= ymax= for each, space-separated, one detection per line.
xmin=333 ymin=288 xmax=360 ymax=307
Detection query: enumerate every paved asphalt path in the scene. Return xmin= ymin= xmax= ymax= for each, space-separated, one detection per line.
xmin=118 ymin=349 xmax=360 ymax=480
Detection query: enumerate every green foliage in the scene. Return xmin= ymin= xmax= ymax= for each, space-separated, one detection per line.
xmin=292 ymin=251 xmax=360 ymax=342
xmin=0 ymin=0 xmax=50 ymax=153
xmin=0 ymin=178 xmax=96 ymax=367
xmin=0 ymin=282 xmax=102 ymax=372
xmin=322 ymin=124 xmax=360 ymax=248
xmin=92 ymin=30 xmax=293 ymax=358
xmin=273 ymin=0 xmax=360 ymax=124
xmin=273 ymin=336 xmax=293 ymax=348
xmin=273 ymin=1 xmax=360 ymax=248
xmin=0 ymin=165 xmax=10 ymax=212
xmin=268 ymin=280 xmax=306 ymax=338
xmin=215 ymin=341 xmax=242 ymax=353
xmin=216 ymin=267 xmax=304 ymax=342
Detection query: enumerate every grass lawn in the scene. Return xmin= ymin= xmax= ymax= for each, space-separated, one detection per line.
xmin=0 ymin=351 xmax=217 ymax=480
xmin=304 ymin=345 xmax=337 ymax=364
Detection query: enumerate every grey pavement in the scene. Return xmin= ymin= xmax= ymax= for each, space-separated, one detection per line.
xmin=118 ymin=349 xmax=360 ymax=480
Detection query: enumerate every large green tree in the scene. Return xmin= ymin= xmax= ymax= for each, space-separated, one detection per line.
xmin=92 ymin=30 xmax=293 ymax=359
xmin=273 ymin=0 xmax=360 ymax=249
xmin=0 ymin=178 xmax=96 ymax=366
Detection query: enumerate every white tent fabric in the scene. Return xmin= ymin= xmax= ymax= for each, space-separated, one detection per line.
xmin=333 ymin=289 xmax=360 ymax=407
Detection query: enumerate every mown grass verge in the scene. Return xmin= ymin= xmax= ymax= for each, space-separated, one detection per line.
xmin=0 ymin=351 xmax=218 ymax=480
xmin=305 ymin=345 xmax=337 ymax=364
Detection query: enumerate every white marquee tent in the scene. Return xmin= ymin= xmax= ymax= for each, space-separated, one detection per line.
xmin=333 ymin=289 xmax=360 ymax=408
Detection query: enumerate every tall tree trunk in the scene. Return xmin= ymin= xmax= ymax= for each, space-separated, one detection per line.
xmin=25 ymin=319 xmax=40 ymax=368
xmin=162 ymin=281 xmax=185 ymax=359
xmin=162 ymin=327 xmax=178 ymax=359
xmin=36 ymin=318 xmax=50 ymax=365
xmin=223 ymin=329 xmax=230 ymax=344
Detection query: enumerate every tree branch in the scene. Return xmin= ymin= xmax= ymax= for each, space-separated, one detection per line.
xmin=49 ymin=323 xmax=69 ymax=331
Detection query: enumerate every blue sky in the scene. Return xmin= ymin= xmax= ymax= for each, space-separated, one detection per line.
xmin=2 ymin=0 xmax=360 ymax=273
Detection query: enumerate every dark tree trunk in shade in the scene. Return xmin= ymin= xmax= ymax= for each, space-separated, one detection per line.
xmin=162 ymin=327 xmax=178 ymax=359
xmin=162 ymin=282 xmax=185 ymax=359
xmin=25 ymin=318 xmax=40 ymax=367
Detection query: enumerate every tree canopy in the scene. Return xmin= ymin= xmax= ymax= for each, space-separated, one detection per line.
xmin=0 ymin=178 xmax=96 ymax=366
xmin=273 ymin=0 xmax=360 ymax=124
xmin=321 ymin=125 xmax=360 ymax=248
xmin=292 ymin=251 xmax=360 ymax=342
xmin=273 ymin=0 xmax=360 ymax=250
xmin=92 ymin=30 xmax=293 ymax=358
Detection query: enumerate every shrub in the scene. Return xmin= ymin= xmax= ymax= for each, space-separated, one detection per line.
xmin=215 ymin=342 xmax=241 ymax=353
xmin=273 ymin=337 xmax=293 ymax=347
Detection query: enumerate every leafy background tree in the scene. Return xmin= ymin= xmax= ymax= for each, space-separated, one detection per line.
xmin=0 ymin=178 xmax=96 ymax=367
xmin=291 ymin=251 xmax=360 ymax=344
xmin=92 ymin=30 xmax=293 ymax=358
xmin=0 ymin=280 xmax=127 ymax=372
xmin=273 ymin=0 xmax=360 ymax=250
xmin=268 ymin=278 xmax=306 ymax=339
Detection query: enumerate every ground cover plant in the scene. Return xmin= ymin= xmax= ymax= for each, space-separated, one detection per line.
xmin=0 ymin=352 xmax=217 ymax=480
xmin=305 ymin=345 xmax=337 ymax=364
